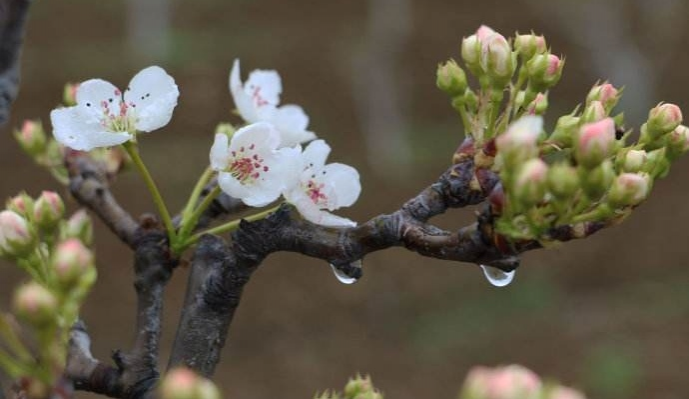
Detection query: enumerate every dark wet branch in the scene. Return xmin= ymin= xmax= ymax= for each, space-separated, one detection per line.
xmin=0 ymin=0 xmax=31 ymax=127
xmin=66 ymin=321 xmax=122 ymax=398
xmin=66 ymin=153 xmax=139 ymax=248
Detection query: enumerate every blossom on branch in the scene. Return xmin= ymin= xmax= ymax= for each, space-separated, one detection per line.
xmin=283 ymin=140 xmax=361 ymax=227
xmin=50 ymin=66 xmax=179 ymax=151
xmin=229 ymin=59 xmax=316 ymax=148
xmin=210 ymin=122 xmax=300 ymax=207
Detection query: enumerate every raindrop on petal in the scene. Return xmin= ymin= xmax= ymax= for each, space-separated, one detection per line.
xmin=329 ymin=260 xmax=362 ymax=285
xmin=480 ymin=264 xmax=515 ymax=287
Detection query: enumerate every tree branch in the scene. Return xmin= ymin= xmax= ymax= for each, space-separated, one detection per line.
xmin=0 ymin=0 xmax=31 ymax=127
xmin=66 ymin=321 xmax=122 ymax=397
xmin=66 ymin=152 xmax=139 ymax=248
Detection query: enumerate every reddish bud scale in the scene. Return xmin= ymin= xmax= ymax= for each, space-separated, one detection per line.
xmin=488 ymin=184 xmax=506 ymax=215
xmin=452 ymin=138 xmax=476 ymax=164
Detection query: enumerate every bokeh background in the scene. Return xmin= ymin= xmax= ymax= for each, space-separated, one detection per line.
xmin=2 ymin=0 xmax=689 ymax=398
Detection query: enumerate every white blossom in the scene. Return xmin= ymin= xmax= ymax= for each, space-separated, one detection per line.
xmin=210 ymin=122 xmax=300 ymax=207
xmin=229 ymin=59 xmax=316 ymax=148
xmin=283 ymin=140 xmax=361 ymax=227
xmin=50 ymin=66 xmax=179 ymax=151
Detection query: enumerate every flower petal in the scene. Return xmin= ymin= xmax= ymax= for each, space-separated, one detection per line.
xmin=124 ymin=66 xmax=179 ymax=132
xmin=293 ymin=197 xmax=356 ymax=227
xmin=217 ymin=172 xmax=251 ymax=201
xmin=229 ymin=59 xmax=261 ymax=123
xmin=322 ymin=163 xmax=361 ymax=208
xmin=76 ymin=79 xmax=122 ymax=123
xmin=302 ymin=139 xmax=331 ymax=170
xmin=51 ymin=107 xmax=132 ymax=151
xmin=272 ymin=104 xmax=316 ymax=147
xmin=245 ymin=69 xmax=282 ymax=106
xmin=209 ymin=133 xmax=230 ymax=171
xmin=231 ymin=122 xmax=280 ymax=152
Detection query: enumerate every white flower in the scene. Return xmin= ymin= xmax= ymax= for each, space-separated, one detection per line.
xmin=210 ymin=122 xmax=300 ymax=207
xmin=50 ymin=66 xmax=179 ymax=151
xmin=284 ymin=140 xmax=361 ymax=227
xmin=229 ymin=59 xmax=316 ymax=148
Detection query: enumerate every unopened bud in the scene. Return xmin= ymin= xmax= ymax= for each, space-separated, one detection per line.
xmin=526 ymin=53 xmax=564 ymax=90
xmin=607 ymin=173 xmax=650 ymax=207
xmin=543 ymin=386 xmax=587 ymax=399
xmin=664 ymin=125 xmax=689 ymax=160
xmin=480 ymin=32 xmax=515 ymax=85
xmin=586 ymin=82 xmax=620 ymax=111
xmin=63 ymin=83 xmax=79 ymax=106
xmin=574 ymin=118 xmax=616 ymax=168
xmin=14 ymin=120 xmax=47 ymax=156
xmin=581 ymin=101 xmax=606 ymax=124
xmin=641 ymin=148 xmax=670 ymax=178
xmin=461 ymin=34 xmax=481 ymax=72
xmin=64 ymin=209 xmax=94 ymax=245
xmin=646 ymin=103 xmax=682 ymax=138
xmin=160 ymin=368 xmax=220 ymax=399
xmin=52 ymin=239 xmax=94 ymax=288
xmin=436 ymin=59 xmax=467 ymax=97
xmin=525 ymin=92 xmax=548 ymax=115
xmin=6 ymin=193 xmax=34 ymax=217
xmin=548 ymin=163 xmax=579 ymax=200
xmin=0 ymin=210 xmax=34 ymax=256
xmin=13 ymin=283 xmax=57 ymax=327
xmin=496 ymin=116 xmax=543 ymax=166
xmin=621 ymin=149 xmax=647 ymax=173
xmin=461 ymin=365 xmax=542 ymax=399
xmin=580 ymin=160 xmax=614 ymax=199
xmin=514 ymin=159 xmax=548 ymax=207
xmin=344 ymin=375 xmax=374 ymax=398
xmin=215 ymin=123 xmax=236 ymax=138
xmin=548 ymin=114 xmax=580 ymax=148
xmin=91 ymin=148 xmax=128 ymax=176
xmin=514 ymin=33 xmax=547 ymax=60
xmin=33 ymin=191 xmax=65 ymax=231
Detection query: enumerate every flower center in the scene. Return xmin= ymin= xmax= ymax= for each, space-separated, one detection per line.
xmin=228 ymin=144 xmax=269 ymax=184
xmin=305 ymin=180 xmax=328 ymax=206
xmin=90 ymin=89 xmax=136 ymax=133
xmin=249 ymin=85 xmax=269 ymax=107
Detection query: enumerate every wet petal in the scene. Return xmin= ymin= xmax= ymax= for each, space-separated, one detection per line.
xmin=124 ymin=66 xmax=179 ymax=132
xmin=76 ymin=79 xmax=122 ymax=123
xmin=230 ymin=59 xmax=261 ymax=123
xmin=293 ymin=197 xmax=356 ymax=227
xmin=217 ymin=172 xmax=251 ymax=201
xmin=302 ymin=139 xmax=331 ymax=170
xmin=245 ymin=69 xmax=282 ymax=106
xmin=322 ymin=163 xmax=361 ymax=208
xmin=231 ymin=122 xmax=280 ymax=151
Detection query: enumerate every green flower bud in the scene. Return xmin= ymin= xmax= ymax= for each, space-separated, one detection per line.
xmin=5 ymin=192 xmax=34 ymax=217
xmin=548 ymin=114 xmax=580 ymax=148
xmin=646 ymin=103 xmax=682 ymax=139
xmin=0 ymin=210 xmax=34 ymax=257
xmin=344 ymin=375 xmax=374 ymax=399
xmin=525 ymin=92 xmax=548 ymax=115
xmin=14 ymin=120 xmax=47 ymax=156
xmin=496 ymin=116 xmax=543 ymax=167
xmin=580 ymin=160 xmax=615 ymax=199
xmin=513 ymin=158 xmax=549 ymax=207
xmin=480 ymin=32 xmax=515 ymax=87
xmin=642 ymin=148 xmax=671 ymax=178
xmin=13 ymin=283 xmax=57 ymax=327
xmin=52 ymin=239 xmax=94 ymax=289
xmin=514 ymin=33 xmax=547 ymax=60
xmin=64 ymin=209 xmax=94 ymax=245
xmin=664 ymin=124 xmax=689 ymax=160
xmin=215 ymin=122 xmax=236 ymax=138
xmin=580 ymin=101 xmax=606 ymax=124
xmin=607 ymin=173 xmax=650 ymax=208
xmin=586 ymin=82 xmax=620 ymax=112
xmin=33 ymin=191 xmax=65 ymax=231
xmin=461 ymin=34 xmax=481 ymax=73
xmin=548 ymin=163 xmax=579 ymax=200
xmin=436 ymin=59 xmax=467 ymax=97
xmin=63 ymin=83 xmax=79 ymax=106
xmin=620 ymin=149 xmax=647 ymax=173
xmin=526 ymin=53 xmax=564 ymax=91
xmin=574 ymin=118 xmax=616 ymax=169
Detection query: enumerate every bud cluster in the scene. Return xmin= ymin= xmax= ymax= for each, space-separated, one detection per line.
xmin=439 ymin=27 xmax=688 ymax=243
xmin=315 ymin=374 xmax=384 ymax=399
xmin=459 ymin=364 xmax=586 ymax=399
xmin=0 ymin=191 xmax=96 ymax=396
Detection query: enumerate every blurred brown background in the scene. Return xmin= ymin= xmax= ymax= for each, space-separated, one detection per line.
xmin=3 ymin=0 xmax=689 ymax=398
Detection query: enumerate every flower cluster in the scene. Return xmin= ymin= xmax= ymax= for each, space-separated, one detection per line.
xmin=0 ymin=191 xmax=96 ymax=396
xmin=438 ymin=25 xmax=688 ymax=243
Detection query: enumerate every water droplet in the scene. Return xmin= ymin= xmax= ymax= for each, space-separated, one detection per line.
xmin=330 ymin=260 xmax=362 ymax=285
xmin=480 ymin=264 xmax=515 ymax=287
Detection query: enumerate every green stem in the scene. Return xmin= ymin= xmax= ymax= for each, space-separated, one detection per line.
xmin=123 ymin=142 xmax=176 ymax=241
xmin=179 ymin=167 xmax=214 ymax=228
xmin=182 ymin=204 xmax=282 ymax=249
xmin=176 ymin=185 xmax=222 ymax=249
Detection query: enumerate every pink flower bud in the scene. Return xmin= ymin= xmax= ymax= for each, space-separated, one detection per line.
xmin=461 ymin=34 xmax=481 ymax=68
xmin=0 ymin=210 xmax=33 ymax=256
xmin=65 ymin=209 xmax=94 ymax=245
xmin=544 ymin=386 xmax=587 ymax=399
xmin=436 ymin=59 xmax=468 ymax=97
xmin=496 ymin=116 xmax=543 ymax=165
xmin=608 ymin=173 xmax=650 ymax=207
xmin=63 ymin=83 xmax=79 ymax=106
xmin=52 ymin=239 xmax=94 ymax=288
xmin=160 ymin=368 xmax=220 ymax=399
xmin=581 ymin=101 xmax=606 ymax=123
xmin=527 ymin=53 xmax=564 ymax=90
xmin=665 ymin=124 xmax=689 ymax=160
xmin=586 ymin=82 xmax=620 ymax=111
xmin=476 ymin=25 xmax=497 ymax=41
xmin=548 ymin=163 xmax=579 ymax=199
xmin=5 ymin=193 xmax=34 ymax=217
xmin=575 ymin=118 xmax=616 ymax=168
xmin=13 ymin=282 xmax=57 ymax=326
xmin=480 ymin=32 xmax=514 ymax=82
xmin=526 ymin=93 xmax=548 ymax=115
xmin=647 ymin=103 xmax=683 ymax=138
xmin=462 ymin=365 xmax=542 ymax=399
xmin=621 ymin=149 xmax=647 ymax=173
xmin=514 ymin=33 xmax=547 ymax=60
xmin=514 ymin=159 xmax=548 ymax=207
xmin=33 ymin=190 xmax=65 ymax=230
xmin=14 ymin=120 xmax=47 ymax=155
